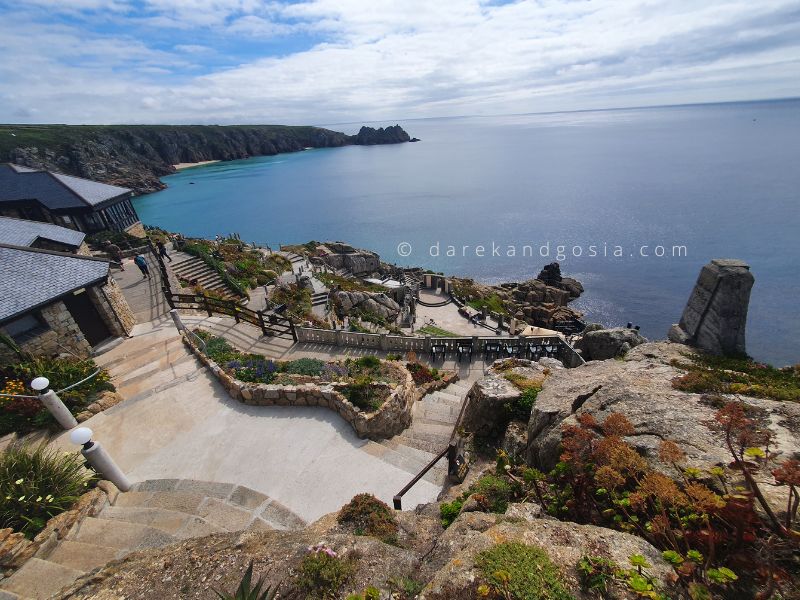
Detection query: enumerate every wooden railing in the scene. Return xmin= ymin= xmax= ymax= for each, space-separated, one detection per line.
xmin=148 ymin=242 xmax=297 ymax=341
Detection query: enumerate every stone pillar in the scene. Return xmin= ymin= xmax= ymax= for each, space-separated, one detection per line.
xmin=669 ymin=259 xmax=754 ymax=356
xmin=509 ymin=317 xmax=517 ymax=336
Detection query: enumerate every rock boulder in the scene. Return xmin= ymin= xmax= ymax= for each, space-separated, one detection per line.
xmin=574 ymin=327 xmax=647 ymax=361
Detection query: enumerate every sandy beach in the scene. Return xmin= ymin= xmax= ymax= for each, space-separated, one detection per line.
xmin=173 ymin=160 xmax=220 ymax=170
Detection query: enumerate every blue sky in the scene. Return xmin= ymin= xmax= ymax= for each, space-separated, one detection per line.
xmin=1 ymin=0 xmax=799 ymax=124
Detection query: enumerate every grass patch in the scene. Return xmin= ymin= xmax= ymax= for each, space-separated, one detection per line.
xmin=467 ymin=293 xmax=508 ymax=316
xmin=0 ymin=444 xmax=96 ymax=538
xmin=417 ymin=325 xmax=459 ymax=337
xmin=476 ymin=542 xmax=574 ymax=600
xmin=671 ymin=352 xmax=800 ymax=402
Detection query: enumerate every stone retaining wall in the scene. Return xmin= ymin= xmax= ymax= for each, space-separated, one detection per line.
xmin=0 ymin=481 xmax=116 ymax=573
xmin=182 ymin=333 xmax=418 ymax=440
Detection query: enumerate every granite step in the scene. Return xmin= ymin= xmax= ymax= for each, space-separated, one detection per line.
xmin=363 ymin=441 xmax=447 ymax=485
xmin=45 ymin=540 xmax=122 ymax=572
xmin=71 ymin=516 xmax=177 ymax=551
xmin=0 ymin=558 xmax=83 ymax=600
xmin=98 ymin=505 xmax=225 ymax=539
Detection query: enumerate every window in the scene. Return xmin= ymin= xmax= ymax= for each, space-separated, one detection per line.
xmin=2 ymin=313 xmax=49 ymax=343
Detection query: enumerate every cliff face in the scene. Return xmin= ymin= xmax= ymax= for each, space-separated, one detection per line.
xmin=0 ymin=124 xmax=416 ymax=194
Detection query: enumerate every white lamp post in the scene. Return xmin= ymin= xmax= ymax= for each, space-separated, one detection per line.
xmin=30 ymin=377 xmax=78 ymax=430
xmin=70 ymin=427 xmax=131 ymax=492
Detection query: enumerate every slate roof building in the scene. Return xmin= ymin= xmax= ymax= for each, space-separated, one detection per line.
xmin=0 ymin=243 xmax=135 ymax=359
xmin=0 ymin=163 xmax=144 ymax=237
xmin=0 ymin=215 xmax=88 ymax=253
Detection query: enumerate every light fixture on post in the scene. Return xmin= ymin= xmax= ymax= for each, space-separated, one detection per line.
xmin=30 ymin=377 xmax=78 ymax=430
xmin=69 ymin=427 xmax=132 ymax=492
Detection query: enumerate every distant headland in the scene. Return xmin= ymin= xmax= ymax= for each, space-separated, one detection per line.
xmin=0 ymin=124 xmax=418 ymax=194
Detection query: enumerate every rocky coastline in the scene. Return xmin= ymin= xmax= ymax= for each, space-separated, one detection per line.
xmin=0 ymin=124 xmax=417 ymax=194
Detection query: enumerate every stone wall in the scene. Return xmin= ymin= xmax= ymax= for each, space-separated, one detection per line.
xmin=88 ymin=278 xmax=136 ymax=336
xmin=183 ymin=334 xmax=418 ymax=440
xmin=0 ymin=301 xmax=92 ymax=361
xmin=0 ymin=481 xmax=115 ymax=573
xmin=125 ymin=221 xmax=146 ymax=238
xmin=76 ymin=241 xmax=92 ymax=256
xmin=669 ymin=259 xmax=754 ymax=355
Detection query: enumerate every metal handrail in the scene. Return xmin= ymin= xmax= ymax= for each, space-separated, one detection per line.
xmin=393 ymin=446 xmax=449 ymax=510
xmin=184 ymin=328 xmax=208 ymax=354
xmin=56 ymin=368 xmax=102 ymax=394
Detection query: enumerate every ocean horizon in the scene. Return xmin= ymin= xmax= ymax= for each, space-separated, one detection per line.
xmin=134 ymin=98 xmax=800 ymax=366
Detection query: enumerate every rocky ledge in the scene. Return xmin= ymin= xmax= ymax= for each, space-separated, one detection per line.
xmin=525 ymin=341 xmax=800 ymax=478
xmin=58 ymin=497 xmax=674 ymax=599
xmin=2 ymin=124 xmax=417 ymax=194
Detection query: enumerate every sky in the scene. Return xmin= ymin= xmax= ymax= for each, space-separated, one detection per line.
xmin=1 ymin=0 xmax=799 ymax=124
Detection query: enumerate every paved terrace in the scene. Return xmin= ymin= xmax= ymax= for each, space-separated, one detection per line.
xmin=52 ymin=316 xmax=449 ymax=523
xmin=58 ymin=248 xmax=500 ymax=523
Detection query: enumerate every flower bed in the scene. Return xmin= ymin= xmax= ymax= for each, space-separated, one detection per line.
xmin=185 ymin=331 xmax=418 ymax=440
xmin=0 ymin=356 xmax=115 ymax=436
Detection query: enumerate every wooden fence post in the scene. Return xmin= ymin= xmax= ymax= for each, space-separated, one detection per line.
xmin=257 ymin=310 xmax=267 ymax=336
xmin=289 ymin=319 xmax=298 ymax=342
xmin=202 ymin=294 xmax=212 ymax=317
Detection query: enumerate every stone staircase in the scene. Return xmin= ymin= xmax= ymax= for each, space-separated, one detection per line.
xmin=92 ymin=326 xmax=199 ymax=402
xmin=363 ymin=379 xmax=472 ymax=486
xmin=283 ymin=251 xmax=305 ymax=267
xmin=0 ymin=479 xmax=306 ymax=600
xmin=170 ymin=255 xmax=240 ymax=301
xmin=311 ymin=291 xmax=329 ymax=308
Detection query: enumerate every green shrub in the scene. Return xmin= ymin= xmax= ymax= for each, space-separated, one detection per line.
xmin=342 ymin=375 xmax=384 ymax=411
xmin=0 ymin=444 xmax=95 ymax=538
xmin=470 ymin=475 xmax=514 ymax=513
xmin=355 ymin=356 xmax=381 ymax=371
xmin=296 ymin=545 xmax=356 ymax=599
xmin=86 ymin=230 xmax=143 ymax=249
xmin=476 ymin=542 xmax=574 ymax=600
xmin=337 ymin=493 xmax=398 ymax=542
xmin=282 ymin=358 xmax=326 ymax=377
xmin=439 ymin=498 xmax=464 ymax=528
xmin=214 ymin=560 xmax=276 ymax=600
xmin=504 ymin=387 xmax=539 ymax=422
xmin=0 ymin=357 xmax=114 ymax=436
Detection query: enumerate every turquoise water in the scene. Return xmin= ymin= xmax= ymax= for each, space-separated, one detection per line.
xmin=134 ymin=99 xmax=800 ymax=365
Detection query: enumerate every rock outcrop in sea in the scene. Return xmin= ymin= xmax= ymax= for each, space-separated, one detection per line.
xmin=2 ymin=124 xmax=417 ymax=194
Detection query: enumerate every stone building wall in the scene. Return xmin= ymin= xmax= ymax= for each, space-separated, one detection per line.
xmin=0 ymin=302 xmax=93 ymax=361
xmin=76 ymin=242 xmax=92 ymax=256
xmin=87 ymin=278 xmax=136 ymax=336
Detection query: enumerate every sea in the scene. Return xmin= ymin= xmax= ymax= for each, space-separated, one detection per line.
xmin=133 ymin=99 xmax=800 ymax=366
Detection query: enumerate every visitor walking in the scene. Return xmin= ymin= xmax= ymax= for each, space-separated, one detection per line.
xmin=156 ymin=240 xmax=172 ymax=262
xmin=133 ymin=254 xmax=150 ymax=279
xmin=103 ymin=241 xmax=124 ymax=270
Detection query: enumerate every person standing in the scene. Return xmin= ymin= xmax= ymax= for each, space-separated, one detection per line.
xmin=133 ymin=254 xmax=150 ymax=279
xmin=104 ymin=241 xmax=124 ymax=270
xmin=156 ymin=240 xmax=172 ymax=262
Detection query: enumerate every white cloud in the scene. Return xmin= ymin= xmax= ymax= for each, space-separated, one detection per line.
xmin=0 ymin=0 xmax=799 ymax=123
